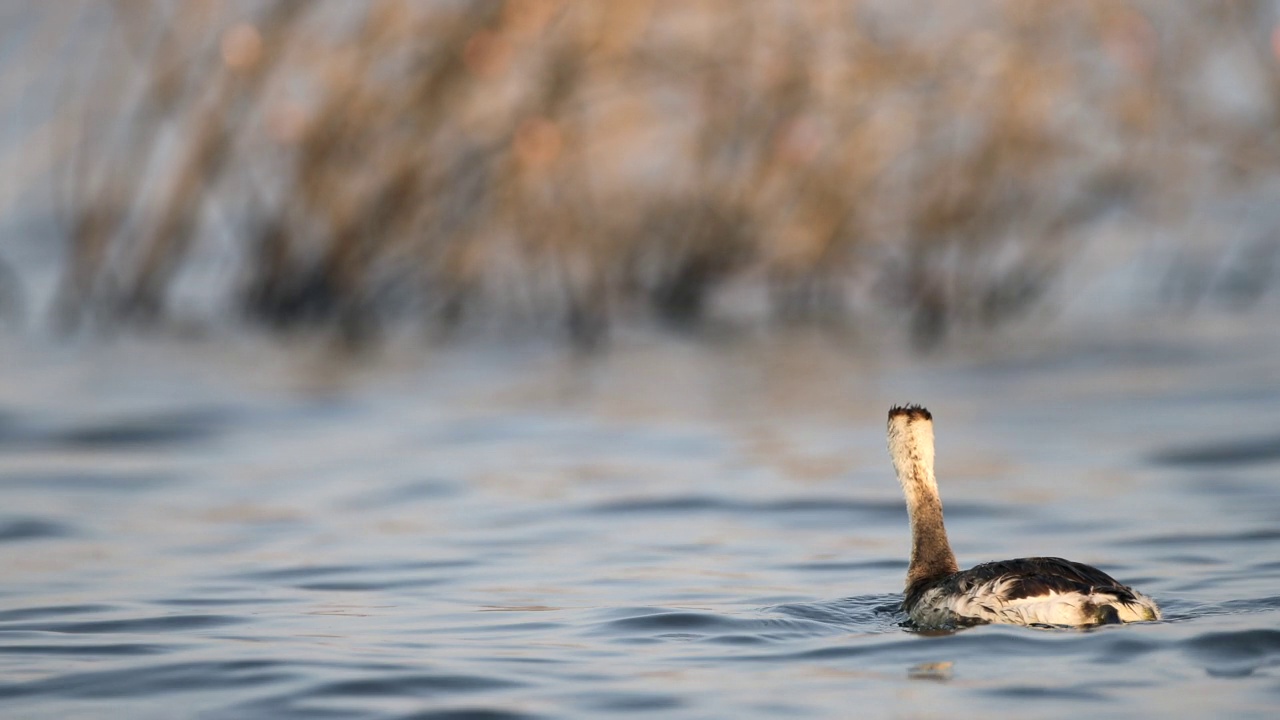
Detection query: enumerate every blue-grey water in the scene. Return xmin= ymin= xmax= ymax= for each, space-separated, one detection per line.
xmin=1 ymin=313 xmax=1279 ymax=719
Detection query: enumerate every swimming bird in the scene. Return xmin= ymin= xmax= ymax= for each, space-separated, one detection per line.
xmin=887 ymin=405 xmax=1161 ymax=629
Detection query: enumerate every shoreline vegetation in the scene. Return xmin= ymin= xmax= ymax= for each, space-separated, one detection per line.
xmin=28 ymin=1 xmax=1280 ymax=349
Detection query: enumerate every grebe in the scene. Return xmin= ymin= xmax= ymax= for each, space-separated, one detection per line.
xmin=887 ymin=405 xmax=1161 ymax=629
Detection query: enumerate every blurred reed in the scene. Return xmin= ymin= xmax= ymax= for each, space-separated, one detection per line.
xmin=36 ymin=0 xmax=1280 ymax=348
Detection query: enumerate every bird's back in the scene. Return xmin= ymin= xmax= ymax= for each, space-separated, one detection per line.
xmin=904 ymin=556 xmax=1162 ymax=628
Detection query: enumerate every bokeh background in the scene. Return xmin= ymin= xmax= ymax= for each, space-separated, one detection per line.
xmin=4 ymin=0 xmax=1279 ymax=349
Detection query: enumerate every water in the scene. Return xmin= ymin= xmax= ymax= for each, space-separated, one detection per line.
xmin=1 ymin=314 xmax=1279 ymax=719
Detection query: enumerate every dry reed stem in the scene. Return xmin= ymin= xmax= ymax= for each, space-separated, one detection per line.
xmin=32 ymin=0 xmax=1280 ymax=347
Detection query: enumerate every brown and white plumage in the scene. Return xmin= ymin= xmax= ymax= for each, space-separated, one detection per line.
xmin=887 ymin=405 xmax=1161 ymax=629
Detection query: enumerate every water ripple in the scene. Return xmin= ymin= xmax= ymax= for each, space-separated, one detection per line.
xmin=1151 ymin=435 xmax=1280 ymax=467
xmin=0 ymin=614 xmax=243 ymax=634
xmin=396 ymin=709 xmax=542 ymax=720
xmin=0 ymin=471 xmax=171 ymax=492
xmin=0 ymin=605 xmax=116 ymax=623
xmin=219 ymin=672 xmax=532 ymax=720
xmin=0 ymin=643 xmax=169 ymax=656
xmin=1184 ymin=629 xmax=1280 ymax=662
xmin=53 ymin=408 xmax=233 ymax=449
xmin=577 ymin=690 xmax=682 ymax=712
xmin=0 ymin=660 xmax=289 ymax=699
xmin=0 ymin=517 xmax=73 ymax=542
xmin=1132 ymin=529 xmax=1280 ymax=546
xmin=230 ymin=560 xmax=474 ymax=593
xmin=588 ymin=599 xmax=904 ymax=646
xmin=780 ymin=559 xmax=907 ymax=573
xmin=583 ymin=496 xmax=1007 ymax=519
xmin=769 ymin=594 xmax=904 ymax=630
xmin=983 ymin=685 xmax=1109 ymax=701
xmin=309 ymin=674 xmax=524 ymax=698
xmin=594 ymin=610 xmax=741 ymax=636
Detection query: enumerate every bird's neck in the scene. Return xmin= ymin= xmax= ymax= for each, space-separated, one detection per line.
xmin=903 ymin=473 xmax=958 ymax=587
xmin=888 ymin=415 xmax=959 ymax=588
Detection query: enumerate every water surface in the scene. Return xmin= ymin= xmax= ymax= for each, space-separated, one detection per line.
xmin=1 ymin=316 xmax=1278 ymax=718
